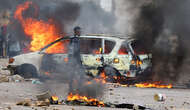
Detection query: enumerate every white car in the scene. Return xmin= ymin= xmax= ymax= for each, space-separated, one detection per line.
xmin=6 ymin=35 xmax=152 ymax=78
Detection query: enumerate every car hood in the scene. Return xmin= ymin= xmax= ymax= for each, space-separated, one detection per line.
xmin=11 ymin=51 xmax=43 ymax=71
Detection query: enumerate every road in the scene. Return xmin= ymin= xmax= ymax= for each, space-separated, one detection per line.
xmin=0 ymin=58 xmax=189 ymax=110
xmin=0 ymin=82 xmax=189 ymax=110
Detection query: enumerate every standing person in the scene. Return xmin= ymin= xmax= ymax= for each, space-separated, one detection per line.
xmin=68 ymin=26 xmax=82 ymax=65
xmin=68 ymin=26 xmax=85 ymax=93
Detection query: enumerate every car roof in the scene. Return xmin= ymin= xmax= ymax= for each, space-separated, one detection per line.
xmin=79 ymin=34 xmax=135 ymax=42
xmin=40 ymin=34 xmax=136 ymax=52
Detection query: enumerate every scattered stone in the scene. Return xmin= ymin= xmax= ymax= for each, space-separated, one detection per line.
xmin=35 ymin=99 xmax=50 ymax=107
xmin=183 ymin=101 xmax=190 ymax=105
xmin=16 ymin=99 xmax=32 ymax=106
xmin=8 ymin=75 xmax=24 ymax=82
xmin=36 ymin=91 xmax=52 ymax=101
xmin=0 ymin=75 xmax=9 ymax=82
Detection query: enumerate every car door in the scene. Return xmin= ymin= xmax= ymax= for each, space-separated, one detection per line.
xmin=101 ymin=39 xmax=117 ymax=65
xmin=39 ymin=38 xmax=70 ymax=74
xmin=80 ymin=37 xmax=103 ymax=71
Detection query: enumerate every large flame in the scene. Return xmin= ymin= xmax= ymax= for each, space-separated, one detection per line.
xmin=135 ymin=82 xmax=172 ymax=89
xmin=14 ymin=1 xmax=66 ymax=53
xmin=67 ymin=93 xmax=104 ymax=106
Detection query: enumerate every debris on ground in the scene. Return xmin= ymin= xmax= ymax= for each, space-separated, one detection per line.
xmin=0 ymin=75 xmax=9 ymax=82
xmin=35 ymin=99 xmax=50 ymax=107
xmin=16 ymin=99 xmax=32 ymax=106
xmin=9 ymin=75 xmax=24 ymax=82
xmin=154 ymin=93 xmax=166 ymax=102
xmin=36 ymin=91 xmax=52 ymax=101
xmin=31 ymin=79 xmax=42 ymax=84
xmin=0 ymin=74 xmax=24 ymax=83
xmin=16 ymin=98 xmax=50 ymax=107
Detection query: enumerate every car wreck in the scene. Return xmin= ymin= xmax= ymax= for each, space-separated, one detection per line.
xmin=5 ymin=34 xmax=152 ymax=79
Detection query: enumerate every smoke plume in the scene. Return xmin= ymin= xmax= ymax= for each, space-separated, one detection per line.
xmin=122 ymin=0 xmax=190 ymax=84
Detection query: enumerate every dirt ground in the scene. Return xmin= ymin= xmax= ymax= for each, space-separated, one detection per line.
xmin=0 ymin=82 xmax=189 ymax=110
xmin=0 ymin=59 xmax=189 ymax=110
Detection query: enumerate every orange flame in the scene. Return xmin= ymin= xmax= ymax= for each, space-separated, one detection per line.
xmin=94 ymin=71 xmax=107 ymax=84
xmin=118 ymin=48 xmax=128 ymax=55
xmin=14 ymin=1 xmax=66 ymax=53
xmin=135 ymin=82 xmax=172 ymax=89
xmin=51 ymin=95 xmax=59 ymax=101
xmin=85 ymin=71 xmax=107 ymax=85
xmin=67 ymin=93 xmax=104 ymax=106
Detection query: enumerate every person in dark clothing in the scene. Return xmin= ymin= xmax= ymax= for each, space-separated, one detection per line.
xmin=68 ymin=26 xmax=81 ymax=64
xmin=68 ymin=26 xmax=85 ymax=93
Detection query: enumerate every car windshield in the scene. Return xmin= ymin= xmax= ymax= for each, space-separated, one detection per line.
xmin=40 ymin=37 xmax=70 ymax=54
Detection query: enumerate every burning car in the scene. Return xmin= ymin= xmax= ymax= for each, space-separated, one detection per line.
xmin=6 ymin=34 xmax=151 ymax=79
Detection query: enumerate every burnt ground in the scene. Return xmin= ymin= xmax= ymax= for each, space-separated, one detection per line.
xmin=0 ymin=59 xmax=189 ymax=110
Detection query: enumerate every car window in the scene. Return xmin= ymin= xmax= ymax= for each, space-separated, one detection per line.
xmin=45 ymin=39 xmax=70 ymax=54
xmin=131 ymin=40 xmax=147 ymax=54
xmin=118 ymin=43 xmax=128 ymax=55
xmin=80 ymin=38 xmax=102 ymax=54
xmin=104 ymin=40 xmax=115 ymax=54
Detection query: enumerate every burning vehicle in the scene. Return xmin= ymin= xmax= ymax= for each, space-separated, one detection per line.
xmin=5 ymin=34 xmax=151 ymax=79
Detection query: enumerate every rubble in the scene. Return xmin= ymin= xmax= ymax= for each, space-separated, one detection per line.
xmin=0 ymin=74 xmax=24 ymax=83
xmin=16 ymin=98 xmax=50 ymax=107
xmin=35 ymin=99 xmax=50 ymax=107
xmin=8 ymin=75 xmax=24 ymax=82
xmin=16 ymin=99 xmax=32 ymax=106
xmin=0 ymin=75 xmax=9 ymax=82
xmin=36 ymin=91 xmax=52 ymax=101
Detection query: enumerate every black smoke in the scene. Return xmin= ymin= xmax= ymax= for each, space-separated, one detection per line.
xmin=127 ymin=0 xmax=190 ymax=84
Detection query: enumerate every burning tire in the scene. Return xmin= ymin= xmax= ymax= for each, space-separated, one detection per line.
xmin=16 ymin=64 xmax=38 ymax=78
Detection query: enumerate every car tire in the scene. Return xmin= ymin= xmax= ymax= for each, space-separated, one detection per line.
xmin=16 ymin=64 xmax=39 ymax=78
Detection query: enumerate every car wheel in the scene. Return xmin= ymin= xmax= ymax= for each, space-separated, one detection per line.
xmin=16 ymin=64 xmax=39 ymax=78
